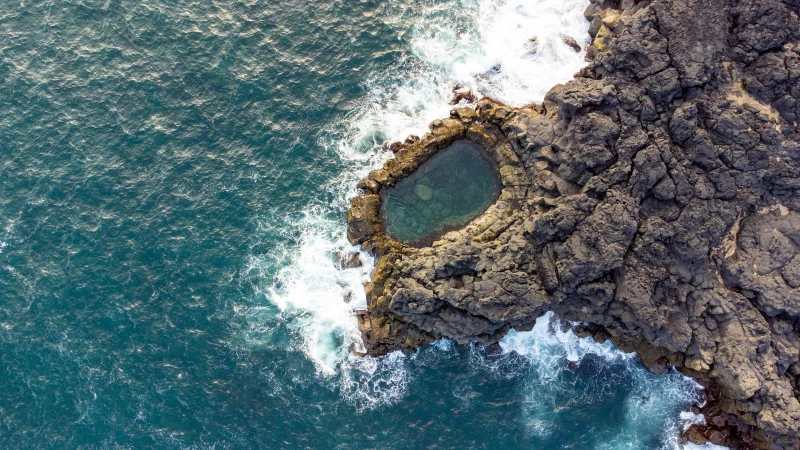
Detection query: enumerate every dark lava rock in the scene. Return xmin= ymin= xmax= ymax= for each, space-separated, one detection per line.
xmin=562 ymin=36 xmax=582 ymax=52
xmin=334 ymin=251 xmax=363 ymax=270
xmin=711 ymin=414 xmax=727 ymax=428
xmin=684 ymin=425 xmax=709 ymax=445
xmin=709 ymin=430 xmax=728 ymax=446
xmin=484 ymin=342 xmax=503 ymax=358
xmin=348 ymin=0 xmax=800 ymax=447
xmin=451 ymin=86 xmax=477 ymax=105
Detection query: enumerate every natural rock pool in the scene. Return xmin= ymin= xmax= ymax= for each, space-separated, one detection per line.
xmin=381 ymin=139 xmax=502 ymax=244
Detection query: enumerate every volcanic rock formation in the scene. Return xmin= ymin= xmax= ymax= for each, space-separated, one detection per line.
xmin=347 ymin=0 xmax=800 ymax=447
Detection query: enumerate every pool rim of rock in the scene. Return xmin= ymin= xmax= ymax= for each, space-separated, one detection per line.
xmin=346 ymin=103 xmax=530 ymax=256
xmin=379 ymin=138 xmax=503 ymax=247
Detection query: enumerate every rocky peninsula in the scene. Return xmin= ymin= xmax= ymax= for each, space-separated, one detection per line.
xmin=347 ymin=0 xmax=800 ymax=447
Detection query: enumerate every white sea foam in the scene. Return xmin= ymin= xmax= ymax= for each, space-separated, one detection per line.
xmin=412 ymin=0 xmax=591 ymax=105
xmin=264 ymin=219 xmax=373 ymax=375
xmin=679 ymin=410 xmax=707 ymax=430
xmin=683 ymin=444 xmax=730 ymax=450
xmin=499 ymin=312 xmax=635 ymax=365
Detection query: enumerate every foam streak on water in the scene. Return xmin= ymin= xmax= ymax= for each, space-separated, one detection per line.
xmin=243 ymin=0 xmax=715 ymax=446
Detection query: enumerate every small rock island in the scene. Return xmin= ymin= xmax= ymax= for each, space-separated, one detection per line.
xmin=348 ymin=0 xmax=800 ymax=448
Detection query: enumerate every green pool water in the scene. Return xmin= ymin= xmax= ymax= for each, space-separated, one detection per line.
xmin=382 ymin=139 xmax=502 ymax=244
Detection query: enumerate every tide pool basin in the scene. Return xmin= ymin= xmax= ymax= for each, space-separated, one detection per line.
xmin=381 ymin=139 xmax=502 ymax=245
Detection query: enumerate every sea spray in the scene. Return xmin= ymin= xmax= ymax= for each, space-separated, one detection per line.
xmin=412 ymin=0 xmax=591 ymax=105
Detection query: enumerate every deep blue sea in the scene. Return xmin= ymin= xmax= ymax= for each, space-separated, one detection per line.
xmin=1 ymin=0 xmax=718 ymax=448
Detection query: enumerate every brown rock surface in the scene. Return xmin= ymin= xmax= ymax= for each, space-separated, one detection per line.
xmin=347 ymin=0 xmax=800 ymax=447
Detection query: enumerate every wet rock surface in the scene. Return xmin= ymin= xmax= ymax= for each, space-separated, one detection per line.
xmin=347 ymin=0 xmax=800 ymax=447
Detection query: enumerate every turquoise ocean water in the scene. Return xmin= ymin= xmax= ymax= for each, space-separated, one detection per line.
xmin=1 ymin=0 xmax=715 ymax=448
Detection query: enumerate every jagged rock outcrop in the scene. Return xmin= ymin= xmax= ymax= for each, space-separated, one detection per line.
xmin=347 ymin=0 xmax=800 ymax=447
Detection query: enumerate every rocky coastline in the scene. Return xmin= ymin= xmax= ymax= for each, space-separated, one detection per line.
xmin=347 ymin=0 xmax=800 ymax=447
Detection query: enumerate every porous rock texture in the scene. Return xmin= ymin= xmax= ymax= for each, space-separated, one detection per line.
xmin=347 ymin=0 xmax=800 ymax=447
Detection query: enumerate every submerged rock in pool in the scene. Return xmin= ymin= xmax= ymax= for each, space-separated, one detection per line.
xmin=381 ymin=140 xmax=501 ymax=245
xmin=414 ymin=184 xmax=433 ymax=201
